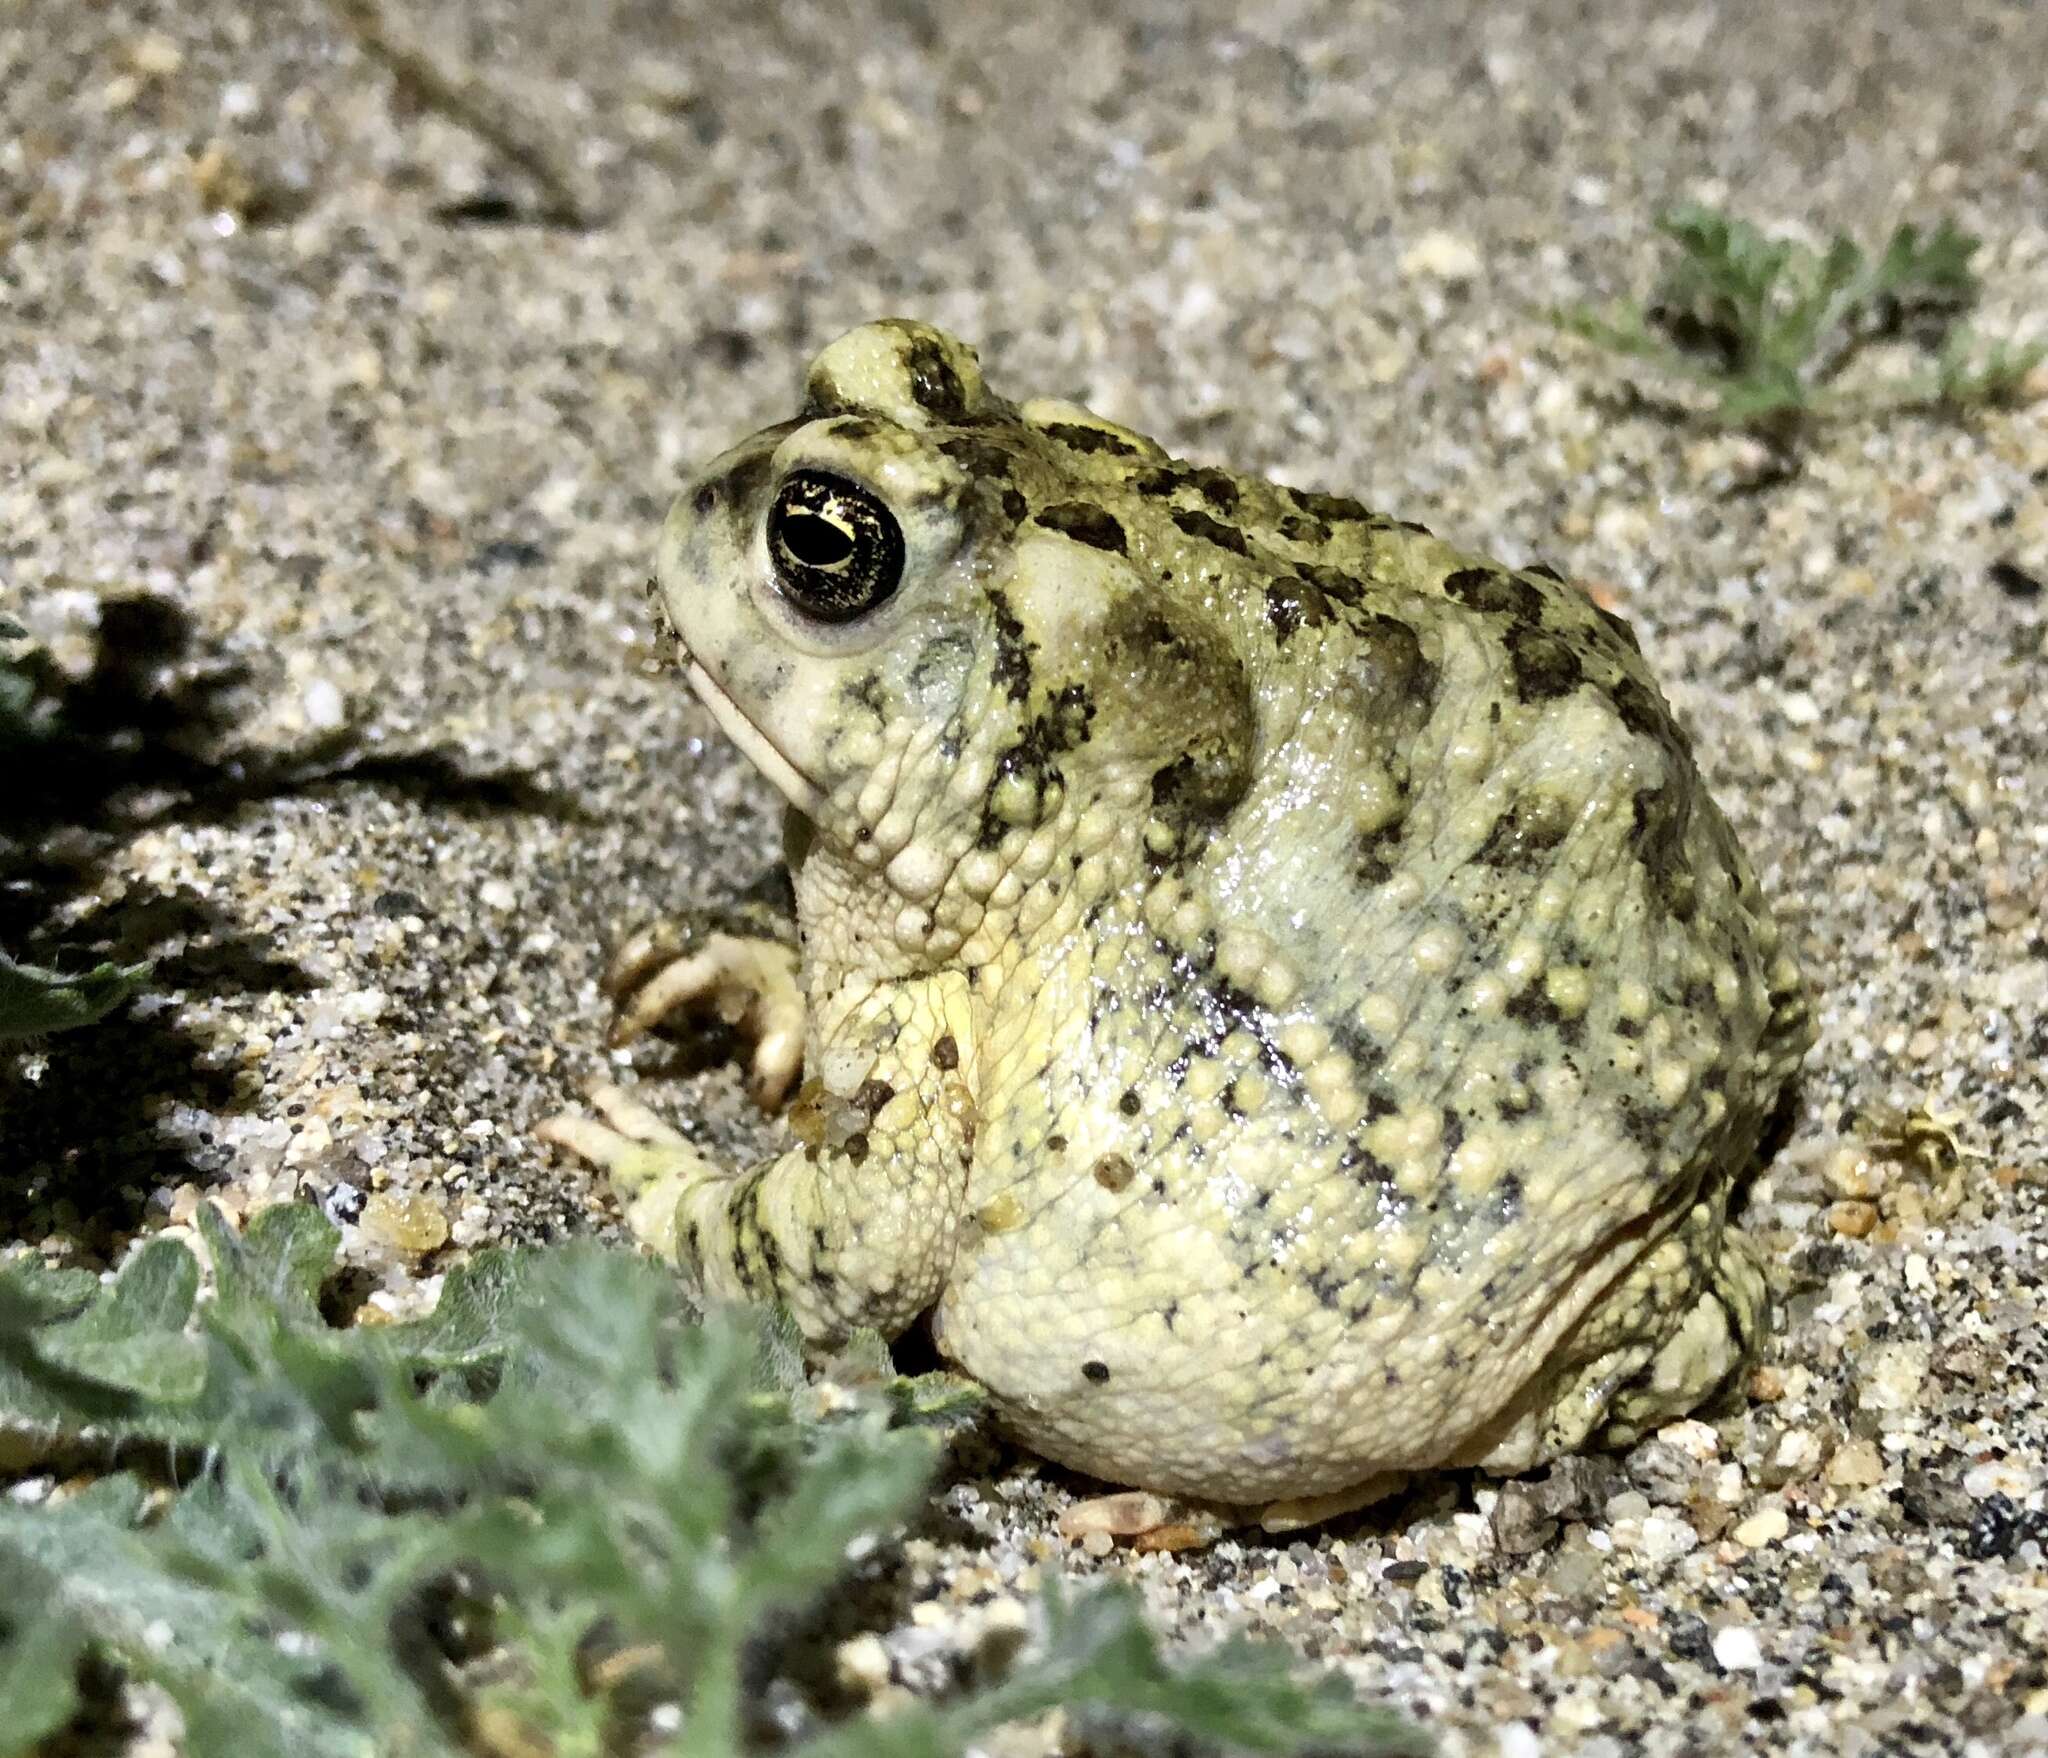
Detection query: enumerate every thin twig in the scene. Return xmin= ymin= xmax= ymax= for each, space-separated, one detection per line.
xmin=325 ymin=0 xmax=606 ymax=228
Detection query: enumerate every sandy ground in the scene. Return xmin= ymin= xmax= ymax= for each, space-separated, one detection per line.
xmin=5 ymin=0 xmax=2047 ymax=1752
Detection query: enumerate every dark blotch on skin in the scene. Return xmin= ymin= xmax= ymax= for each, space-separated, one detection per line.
xmin=1338 ymin=1144 xmax=1395 ymax=1184
xmin=908 ymin=632 xmax=975 ymax=703
xmin=1097 ymin=597 xmax=1256 ymax=869
xmin=1610 ymin=675 xmax=1704 ymax=919
xmin=1610 ymin=674 xmax=1678 ymax=750
xmin=1504 ymin=624 xmax=1584 ymax=701
xmin=1046 ymin=680 xmax=1096 ymax=749
xmin=1356 ymin=614 xmax=1439 ymax=717
xmin=1035 ymin=501 xmax=1129 ymax=553
xmin=1171 ymin=506 xmax=1250 ymax=555
xmin=1297 ymin=560 xmax=1367 ymax=608
xmin=986 ymin=588 xmax=1035 ymax=702
xmin=1149 ymin=753 xmax=1215 ymax=820
xmin=1474 ymin=797 xmax=1572 ymax=870
xmin=1000 ymin=486 xmax=1027 ymax=523
xmin=1505 ymin=982 xmax=1582 ymax=1046
xmin=1093 ymin=1154 xmax=1136 ymax=1191
xmin=1189 ymin=467 xmax=1240 ymax=512
xmin=932 ymin=1032 xmax=959 ymax=1071
xmin=897 ymin=329 xmax=968 ymax=419
xmin=1278 ymin=511 xmax=1331 ymax=547
xmin=1285 ymin=485 xmax=1377 ymax=524
xmin=1354 ymin=822 xmax=1402 ymax=886
xmin=1443 ymin=565 xmax=1545 ymax=623
xmin=977 ymin=738 xmax=1065 ymax=846
xmin=1264 ymin=576 xmax=1332 ymax=644
xmin=801 ymin=366 xmax=849 ymax=417
xmin=939 ymin=434 xmax=1014 ymax=480
xmin=715 ymin=449 xmax=775 ymax=511
xmin=1082 ymin=1359 xmax=1111 ymax=1383
xmin=1631 ymin=783 xmax=1699 ymax=921
xmin=1118 ymin=1088 xmax=1142 ymax=1116
xmin=844 ymin=672 xmax=888 ymax=718
xmin=1040 ymin=420 xmax=1140 ymax=457
xmin=1596 ymin=603 xmax=1643 ymax=653
xmin=1615 ymin=1095 xmax=1665 ymax=1148
xmin=973 ymin=687 xmax=1092 ymax=846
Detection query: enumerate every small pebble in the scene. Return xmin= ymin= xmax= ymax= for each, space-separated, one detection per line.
xmin=1734 ymin=1505 xmax=1791 ymax=1548
xmin=303 ymin=678 xmax=346 ymax=730
xmin=1055 ymin=1491 xmax=1173 ymax=1540
xmin=359 ymin=1190 xmax=450 ymax=1254
xmin=1399 ymin=230 xmax=1483 ymax=281
xmin=1828 ymin=1438 xmax=1887 ymax=1488
xmin=1824 ymin=1145 xmax=1886 ymax=1200
xmin=1713 ymin=1627 xmax=1764 ymax=1671
xmin=834 ymin=1633 xmax=889 ymax=1697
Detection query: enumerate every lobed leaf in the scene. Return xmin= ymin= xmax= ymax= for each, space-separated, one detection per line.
xmin=1559 ymin=204 xmax=2041 ymax=439
xmin=0 ymin=951 xmax=151 ymax=1039
xmin=0 ymin=1212 xmax=1424 ymax=1755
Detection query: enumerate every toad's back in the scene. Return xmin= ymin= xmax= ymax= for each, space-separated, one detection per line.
xmin=914 ymin=447 xmax=1809 ymax=1500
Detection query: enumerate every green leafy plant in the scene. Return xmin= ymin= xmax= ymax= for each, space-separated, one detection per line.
xmin=0 ymin=615 xmax=39 ymax=748
xmin=1559 ymin=205 xmax=2044 ymax=439
xmin=0 ymin=1206 xmax=1429 ymax=1758
xmin=0 ymin=951 xmax=151 ymax=1038
xmin=2 ymin=615 xmax=152 ymax=1036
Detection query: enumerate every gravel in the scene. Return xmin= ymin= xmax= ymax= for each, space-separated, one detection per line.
xmin=5 ymin=1 xmax=2046 ymax=1752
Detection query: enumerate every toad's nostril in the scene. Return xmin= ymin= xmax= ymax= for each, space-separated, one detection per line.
xmin=692 ymin=482 xmax=718 ymax=516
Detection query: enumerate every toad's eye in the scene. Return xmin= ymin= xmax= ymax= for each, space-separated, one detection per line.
xmin=766 ymin=471 xmax=905 ymax=623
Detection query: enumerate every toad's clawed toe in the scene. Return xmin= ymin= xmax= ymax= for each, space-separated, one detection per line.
xmin=537 ymin=1083 xmax=715 ymax=1258
xmin=603 ymin=920 xmax=805 ymax=1109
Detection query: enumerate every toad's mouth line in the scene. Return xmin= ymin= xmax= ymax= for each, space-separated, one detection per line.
xmin=682 ymin=658 xmax=827 ymax=819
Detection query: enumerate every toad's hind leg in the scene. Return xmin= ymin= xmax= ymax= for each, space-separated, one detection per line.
xmin=1597 ymin=1219 xmax=1766 ymax=1445
xmin=1472 ymin=1205 xmax=1766 ymax=1472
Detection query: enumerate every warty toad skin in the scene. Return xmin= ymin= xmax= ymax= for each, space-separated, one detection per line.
xmin=543 ymin=319 xmax=1812 ymax=1518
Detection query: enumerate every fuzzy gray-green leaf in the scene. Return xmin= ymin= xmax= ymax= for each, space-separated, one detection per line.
xmin=0 ymin=1213 xmax=1425 ymax=1754
xmin=0 ymin=951 xmax=151 ymax=1039
xmin=35 ymin=1240 xmax=206 ymax=1401
xmin=1560 ymin=204 xmax=2041 ymax=439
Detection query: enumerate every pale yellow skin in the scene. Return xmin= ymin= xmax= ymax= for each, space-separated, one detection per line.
xmin=545 ymin=320 xmax=1812 ymax=1513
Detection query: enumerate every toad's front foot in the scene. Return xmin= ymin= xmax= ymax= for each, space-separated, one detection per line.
xmin=603 ymin=916 xmax=805 ymax=1109
xmin=537 ymin=1081 xmax=717 ymax=1260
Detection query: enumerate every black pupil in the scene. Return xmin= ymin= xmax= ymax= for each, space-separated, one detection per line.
xmin=767 ymin=472 xmax=904 ymax=623
xmin=782 ymin=511 xmax=854 ymax=568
